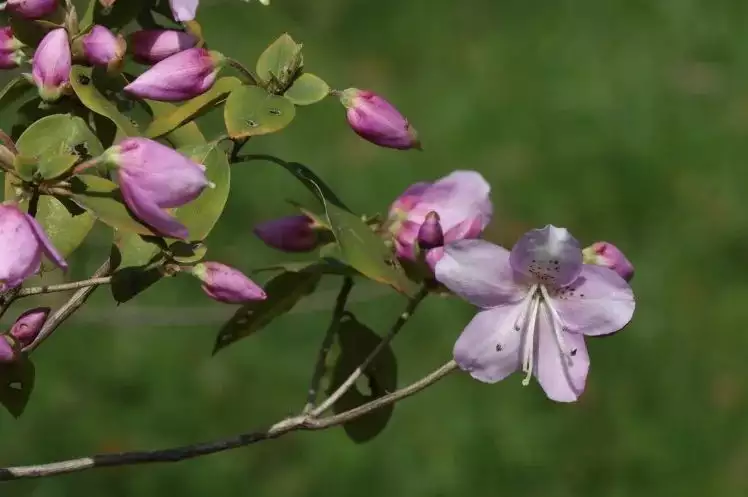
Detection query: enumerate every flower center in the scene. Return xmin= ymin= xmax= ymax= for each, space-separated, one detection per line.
xmin=513 ymin=283 xmax=575 ymax=386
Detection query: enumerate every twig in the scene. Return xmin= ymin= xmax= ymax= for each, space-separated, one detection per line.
xmin=310 ymin=285 xmax=430 ymax=417
xmin=229 ymin=137 xmax=249 ymax=163
xmin=16 ymin=277 xmax=112 ymax=298
xmin=0 ymin=287 xmax=20 ymax=321
xmin=302 ymin=277 xmax=354 ymax=413
xmin=23 ymin=259 xmax=113 ymax=353
xmin=0 ymin=360 xmax=457 ymax=481
xmin=226 ymin=58 xmax=259 ymax=86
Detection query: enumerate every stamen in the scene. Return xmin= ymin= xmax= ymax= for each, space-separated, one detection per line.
xmin=521 ymin=294 xmax=540 ymax=386
xmin=540 ymin=285 xmax=573 ymax=366
xmin=513 ymin=284 xmax=538 ymax=331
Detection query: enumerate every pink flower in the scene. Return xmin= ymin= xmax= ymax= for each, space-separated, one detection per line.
xmin=0 ymin=335 xmax=17 ymax=363
xmin=124 ymin=48 xmax=223 ymax=101
xmin=388 ymin=170 xmax=492 ymax=262
xmin=0 ymin=49 xmax=24 ymax=69
xmin=32 ymin=28 xmax=71 ymax=102
xmin=102 ymin=138 xmax=212 ymax=239
xmin=9 ymin=307 xmax=49 ymax=347
xmin=0 ymin=204 xmax=67 ymax=291
xmin=416 ymin=211 xmax=444 ymax=250
xmin=169 ymin=0 xmax=198 ymax=22
xmin=192 ymin=262 xmax=266 ymax=304
xmin=82 ymin=25 xmax=126 ymax=70
xmin=340 ymin=88 xmax=420 ymax=150
xmin=435 ymin=225 xmax=636 ymax=402
xmin=130 ymin=29 xmax=198 ymax=64
xmin=6 ymin=0 xmax=58 ymax=19
xmin=583 ymin=241 xmax=634 ymax=282
xmin=0 ymin=27 xmax=22 ymax=52
xmin=253 ymin=215 xmax=319 ymax=252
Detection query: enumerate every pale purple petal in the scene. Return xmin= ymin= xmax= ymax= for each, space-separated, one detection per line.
xmin=388 ymin=181 xmax=431 ymax=218
xmin=393 ymin=219 xmax=420 ymax=260
xmin=32 ymin=28 xmax=71 ymax=97
xmin=119 ymin=178 xmax=189 ymax=239
xmin=435 ymin=239 xmax=527 ymax=309
xmin=0 ymin=206 xmax=42 ymax=288
xmin=130 ymin=29 xmax=198 ymax=64
xmin=510 ymin=225 xmax=582 ymax=286
xmin=169 ymin=0 xmax=199 ymax=21
xmin=453 ymin=306 xmax=524 ymax=383
xmin=124 ymin=48 xmax=218 ymax=101
xmin=550 ymin=265 xmax=635 ymax=336
xmin=534 ymin=302 xmax=589 ymax=402
xmin=24 ymin=213 xmax=67 ymax=270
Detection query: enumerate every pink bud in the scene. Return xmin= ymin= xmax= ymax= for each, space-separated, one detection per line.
xmin=102 ymin=138 xmax=213 ymax=239
xmin=417 ymin=211 xmax=444 ymax=250
xmin=253 ymin=215 xmax=319 ymax=252
xmin=169 ymin=0 xmax=198 ymax=22
xmin=6 ymin=0 xmax=58 ymax=19
xmin=192 ymin=262 xmax=267 ymax=304
xmin=124 ymin=48 xmax=224 ymax=101
xmin=9 ymin=307 xmax=49 ymax=348
xmin=583 ymin=241 xmax=635 ymax=282
xmin=340 ymin=88 xmax=420 ymax=150
xmin=0 ymin=335 xmax=18 ymax=363
xmin=0 ymin=27 xmax=23 ymax=52
xmin=0 ymin=49 xmax=24 ymax=69
xmin=130 ymin=29 xmax=198 ymax=64
xmin=82 ymin=25 xmax=126 ymax=71
xmin=0 ymin=204 xmax=67 ymax=290
xmin=32 ymin=28 xmax=71 ymax=102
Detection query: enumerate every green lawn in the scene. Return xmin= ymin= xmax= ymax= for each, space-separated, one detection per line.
xmin=2 ymin=0 xmax=748 ymax=495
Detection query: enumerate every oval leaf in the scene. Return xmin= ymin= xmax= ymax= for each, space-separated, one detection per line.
xmin=109 ymin=231 xmax=166 ymax=304
xmin=214 ymin=269 xmax=322 ymax=354
xmin=0 ymin=357 xmax=36 ymax=418
xmin=145 ymin=77 xmax=242 ymax=139
xmin=144 ymin=100 xmax=207 ymax=148
xmin=285 ymin=73 xmax=330 ymax=106
xmin=224 ymin=86 xmax=296 ymax=139
xmin=70 ymin=66 xmax=139 ymax=137
xmin=256 ymin=33 xmax=303 ymax=86
xmin=34 ymin=196 xmax=95 ymax=271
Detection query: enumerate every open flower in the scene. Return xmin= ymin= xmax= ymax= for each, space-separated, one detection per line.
xmin=388 ymin=170 xmax=492 ymax=263
xmin=0 ymin=204 xmax=67 ymax=291
xmin=101 ymin=138 xmax=212 ymax=239
xmin=130 ymin=29 xmax=198 ymax=64
xmin=435 ymin=225 xmax=635 ymax=402
xmin=32 ymin=28 xmax=71 ymax=102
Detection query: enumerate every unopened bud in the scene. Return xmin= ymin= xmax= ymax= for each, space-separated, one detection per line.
xmin=339 ymin=88 xmax=420 ymax=150
xmin=10 ymin=307 xmax=50 ymax=348
xmin=0 ymin=335 xmax=19 ymax=363
xmin=253 ymin=215 xmax=319 ymax=253
xmin=582 ymin=241 xmax=634 ymax=282
xmin=6 ymin=0 xmax=58 ymax=19
xmin=32 ymin=28 xmax=71 ymax=102
xmin=417 ymin=211 xmax=444 ymax=250
xmin=82 ymin=25 xmax=126 ymax=72
xmin=191 ymin=262 xmax=267 ymax=304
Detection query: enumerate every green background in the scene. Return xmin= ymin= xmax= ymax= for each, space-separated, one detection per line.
xmin=2 ymin=0 xmax=748 ymax=495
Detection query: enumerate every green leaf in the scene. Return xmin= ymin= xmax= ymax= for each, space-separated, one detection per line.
xmin=92 ymin=0 xmax=147 ymax=30
xmin=173 ymin=143 xmax=230 ymax=240
xmin=70 ymin=175 xmax=157 ymax=235
xmin=256 ymin=33 xmax=303 ymax=88
xmin=9 ymin=16 xmax=52 ymax=46
xmin=110 ymin=267 xmax=164 ymax=304
xmin=70 ymin=66 xmax=139 ymax=137
xmin=109 ymin=232 xmax=165 ymax=304
xmin=145 ymin=77 xmax=242 ymax=139
xmin=143 ymin=100 xmax=207 ymax=148
xmin=285 ymin=73 xmax=330 ymax=106
xmin=0 ymin=357 xmax=36 ymax=418
xmin=214 ymin=269 xmax=322 ymax=354
xmin=328 ymin=313 xmax=397 ymax=443
xmin=224 ymin=86 xmax=296 ymax=139
xmin=169 ymin=241 xmax=208 ymax=264
xmin=0 ymin=76 xmax=34 ymax=112
xmin=34 ymin=196 xmax=95 ymax=271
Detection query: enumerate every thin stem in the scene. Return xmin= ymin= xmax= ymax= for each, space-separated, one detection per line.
xmin=226 ymin=58 xmax=259 ymax=86
xmin=0 ymin=287 xmax=20 ymax=321
xmin=229 ymin=137 xmax=250 ymax=163
xmin=27 ymin=189 xmax=40 ymax=218
xmin=23 ymin=259 xmax=112 ymax=353
xmin=0 ymin=360 xmax=457 ymax=481
xmin=302 ymin=277 xmax=354 ymax=414
xmin=310 ymin=285 xmax=431 ymax=417
xmin=16 ymin=277 xmax=112 ymax=298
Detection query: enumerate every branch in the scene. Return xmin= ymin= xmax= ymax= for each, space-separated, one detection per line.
xmin=16 ymin=277 xmax=112 ymax=298
xmin=309 ymin=285 xmax=430 ymax=417
xmin=302 ymin=277 xmax=354 ymax=413
xmin=0 ymin=360 xmax=458 ymax=481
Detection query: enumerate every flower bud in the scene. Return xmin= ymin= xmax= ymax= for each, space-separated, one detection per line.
xmin=9 ymin=307 xmax=49 ymax=348
xmin=82 ymin=25 xmax=126 ymax=71
xmin=416 ymin=211 xmax=444 ymax=251
xmin=0 ymin=49 xmax=25 ymax=69
xmin=582 ymin=241 xmax=634 ymax=282
xmin=0 ymin=27 xmax=23 ymax=52
xmin=339 ymin=88 xmax=420 ymax=150
xmin=253 ymin=215 xmax=319 ymax=253
xmin=124 ymin=48 xmax=224 ymax=101
xmin=32 ymin=28 xmax=71 ymax=102
xmin=6 ymin=0 xmax=58 ymax=19
xmin=0 ymin=204 xmax=67 ymax=290
xmin=0 ymin=335 xmax=18 ymax=363
xmin=191 ymin=262 xmax=267 ymax=304
xmin=169 ymin=0 xmax=198 ymax=22
xmin=101 ymin=138 xmax=212 ymax=239
xmin=129 ymin=29 xmax=198 ymax=64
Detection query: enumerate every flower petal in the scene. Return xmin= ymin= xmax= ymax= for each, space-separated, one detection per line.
xmin=550 ymin=264 xmax=635 ymax=336
xmin=388 ymin=181 xmax=431 ymax=218
xmin=169 ymin=0 xmax=199 ymax=21
xmin=24 ymin=213 xmax=67 ymax=270
xmin=119 ymin=178 xmax=189 ymax=239
xmin=510 ymin=225 xmax=582 ymax=286
xmin=534 ymin=302 xmax=589 ymax=402
xmin=454 ymin=306 xmax=523 ymax=383
xmin=413 ymin=170 xmax=492 ymax=234
xmin=435 ymin=239 xmax=526 ymax=309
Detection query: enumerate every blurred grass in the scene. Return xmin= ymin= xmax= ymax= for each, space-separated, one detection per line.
xmin=2 ymin=0 xmax=748 ymax=495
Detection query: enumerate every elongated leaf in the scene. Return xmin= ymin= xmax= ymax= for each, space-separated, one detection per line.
xmin=0 ymin=76 xmax=34 ymax=112
xmin=214 ymin=268 xmax=322 ymax=353
xmin=328 ymin=313 xmax=397 ymax=443
xmin=144 ymin=100 xmax=207 ymax=148
xmin=70 ymin=66 xmax=139 ymax=136
xmin=285 ymin=73 xmax=329 ymax=106
xmin=0 ymin=357 xmax=35 ymax=418
xmin=145 ymin=77 xmax=242 ymax=138
xmin=174 ymin=143 xmax=230 ymax=240
xmin=224 ymin=86 xmax=295 ymax=138
xmin=256 ymin=33 xmax=303 ymax=87
xmin=70 ymin=175 xmax=157 ymax=235
xmin=109 ymin=231 xmax=165 ymax=304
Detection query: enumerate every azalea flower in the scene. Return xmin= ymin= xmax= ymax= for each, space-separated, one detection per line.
xmin=435 ymin=225 xmax=635 ymax=402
